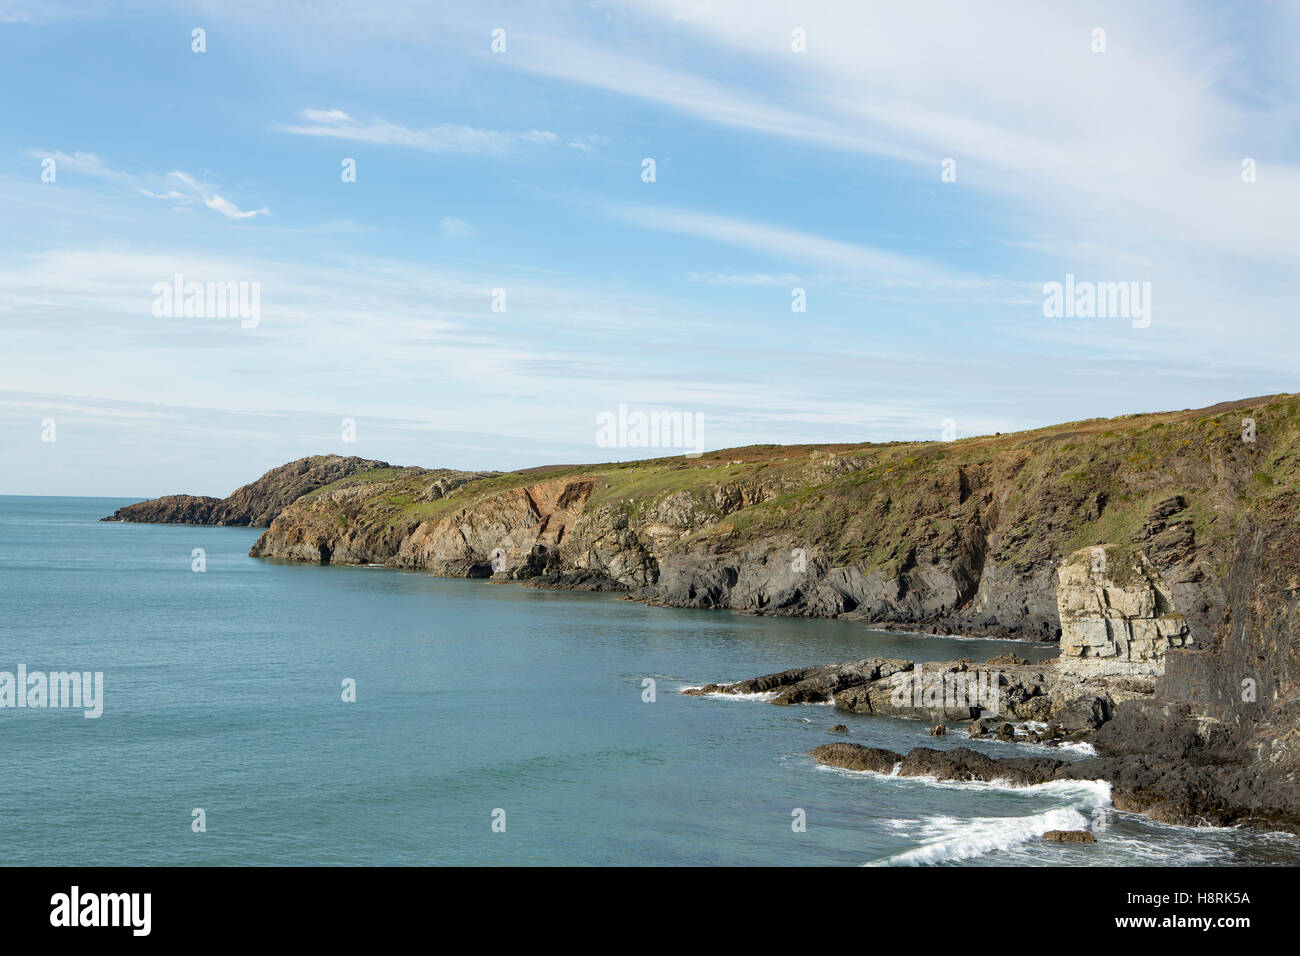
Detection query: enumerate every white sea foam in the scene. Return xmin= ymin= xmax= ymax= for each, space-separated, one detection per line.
xmin=865 ymin=774 xmax=1112 ymax=866
xmin=813 ymin=758 xmax=1112 ymax=799
xmin=679 ymin=683 xmax=834 ymax=703
xmin=869 ymin=805 xmax=1096 ymax=866
xmin=810 ymin=756 xmax=1115 ymax=866
xmin=678 ymin=687 xmax=778 ymax=701
xmin=1054 ymin=740 xmax=1098 ymax=756
xmin=973 ymin=726 xmax=1099 ymax=758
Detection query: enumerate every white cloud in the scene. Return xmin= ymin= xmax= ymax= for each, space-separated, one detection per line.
xmin=167 ymin=171 xmax=270 ymax=219
xmin=275 ymin=108 xmax=560 ymax=155
xmin=505 ymin=1 xmax=1300 ymax=271
xmin=603 ymin=200 xmax=988 ymax=290
xmin=204 ymin=194 xmax=270 ymax=220
xmin=24 ymin=149 xmax=270 ymax=220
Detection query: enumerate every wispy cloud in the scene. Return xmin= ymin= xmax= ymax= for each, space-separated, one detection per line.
xmin=602 ymin=200 xmax=987 ymax=290
xmin=25 ymin=149 xmax=269 ymax=219
xmin=200 ymin=193 xmax=270 ymax=220
xmin=506 ymin=2 xmax=1300 ymax=269
xmin=167 ymin=171 xmax=270 ymax=219
xmin=686 ymin=272 xmax=801 ymax=287
xmin=26 ymin=149 xmax=132 ymax=183
xmin=275 ymin=108 xmax=559 ymax=155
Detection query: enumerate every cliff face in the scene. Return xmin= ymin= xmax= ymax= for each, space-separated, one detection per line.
xmin=250 ymin=396 xmax=1288 ymax=648
xmin=1090 ymin=508 xmax=1300 ymax=830
xmin=102 ymin=455 xmax=392 ymax=527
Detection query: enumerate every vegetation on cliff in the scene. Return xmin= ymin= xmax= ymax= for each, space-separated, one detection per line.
xmin=247 ymin=393 xmax=1299 ymax=643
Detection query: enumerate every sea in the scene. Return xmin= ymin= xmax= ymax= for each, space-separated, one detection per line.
xmin=3 ymin=495 xmax=1298 ymax=866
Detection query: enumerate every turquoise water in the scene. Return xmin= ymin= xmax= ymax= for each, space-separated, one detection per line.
xmin=3 ymin=495 xmax=1298 ymax=866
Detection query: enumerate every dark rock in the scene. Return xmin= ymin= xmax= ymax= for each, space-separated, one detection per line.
xmin=828 ymin=724 xmax=849 ymax=734
xmin=810 ymin=743 xmax=901 ymax=774
xmin=1051 ymin=694 xmax=1113 ymax=731
xmin=1043 ymin=830 xmax=1096 ymax=843
xmin=103 ymin=455 xmax=391 ymax=527
xmin=897 ymin=747 xmax=1046 ymax=785
xmin=929 ymin=723 xmax=946 ymax=736
xmin=688 ymin=658 xmax=912 ymax=705
xmin=101 ymin=493 xmax=221 ymax=525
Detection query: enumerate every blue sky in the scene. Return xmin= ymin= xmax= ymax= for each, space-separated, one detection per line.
xmin=2 ymin=0 xmax=1298 ymax=496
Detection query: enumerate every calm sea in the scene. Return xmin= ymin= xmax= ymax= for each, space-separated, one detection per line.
xmin=2 ymin=496 xmax=1297 ymax=866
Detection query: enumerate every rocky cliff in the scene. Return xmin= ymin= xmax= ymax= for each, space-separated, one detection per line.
xmin=249 ymin=396 xmax=1287 ymax=649
xmin=102 ymin=455 xmax=392 ymax=527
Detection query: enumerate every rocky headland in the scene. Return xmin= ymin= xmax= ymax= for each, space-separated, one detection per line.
xmin=101 ymin=455 xmax=393 ymax=526
xmin=105 ymin=394 xmax=1300 ymax=835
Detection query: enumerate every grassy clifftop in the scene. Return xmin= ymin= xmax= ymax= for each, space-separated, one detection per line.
xmin=281 ymin=395 xmax=1299 ymax=606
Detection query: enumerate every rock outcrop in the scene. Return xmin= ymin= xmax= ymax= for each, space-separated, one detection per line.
xmin=683 ymin=658 xmax=912 ymax=706
xmin=1057 ymin=545 xmax=1192 ymax=676
xmin=103 ymin=455 xmax=391 ymax=527
xmin=248 ymin=471 xmax=589 ymax=571
xmin=812 ymin=742 xmax=1077 ymax=788
xmin=103 ymin=493 xmax=223 ymax=525
xmin=686 ymin=653 xmax=1148 ymax=735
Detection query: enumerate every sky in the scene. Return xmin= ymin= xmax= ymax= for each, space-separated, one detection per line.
xmin=1 ymin=0 xmax=1298 ymax=496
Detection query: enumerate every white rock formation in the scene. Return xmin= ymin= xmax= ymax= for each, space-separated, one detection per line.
xmin=1058 ymin=546 xmax=1192 ymax=676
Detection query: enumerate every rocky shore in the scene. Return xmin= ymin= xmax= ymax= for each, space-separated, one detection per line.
xmin=683 ymin=652 xmax=1135 ymax=740
xmin=684 ymin=642 xmax=1300 ymax=834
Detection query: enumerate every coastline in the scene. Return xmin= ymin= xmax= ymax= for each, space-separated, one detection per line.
xmin=96 ymin=394 xmax=1300 ymax=843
